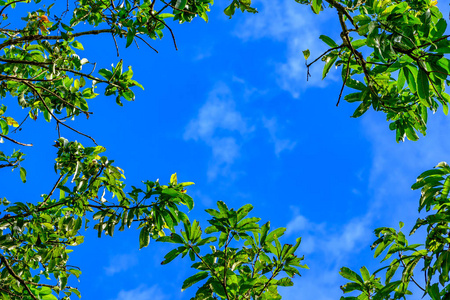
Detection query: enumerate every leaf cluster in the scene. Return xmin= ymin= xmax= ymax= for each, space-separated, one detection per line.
xmin=157 ymin=201 xmax=307 ymax=300
xmin=340 ymin=162 xmax=450 ymax=300
xmin=303 ymin=0 xmax=450 ymax=142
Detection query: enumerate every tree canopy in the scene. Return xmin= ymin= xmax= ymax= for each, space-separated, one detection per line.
xmin=0 ymin=0 xmax=449 ymax=300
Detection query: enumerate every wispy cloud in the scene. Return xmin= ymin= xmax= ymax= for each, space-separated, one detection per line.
xmin=285 ymin=207 xmax=371 ymax=260
xmin=235 ymin=0 xmax=337 ymax=98
xmin=262 ymin=117 xmax=296 ymax=156
xmin=104 ymin=253 xmax=138 ymax=276
xmin=113 ymin=284 xmax=166 ymax=300
xmin=362 ymin=112 xmax=450 ymax=225
xmin=184 ymin=82 xmax=252 ymax=180
xmin=283 ymin=207 xmax=372 ymax=300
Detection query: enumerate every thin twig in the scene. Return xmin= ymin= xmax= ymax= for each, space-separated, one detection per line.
xmin=135 ymin=35 xmax=158 ymax=53
xmin=0 ymin=57 xmax=51 ymax=66
xmin=12 ymin=114 xmax=29 ymax=133
xmin=0 ymin=0 xmax=27 ymax=17
xmin=0 ymin=255 xmax=37 ymax=300
xmin=111 ymin=33 xmax=119 ymax=57
xmin=0 ymin=74 xmax=59 ymax=82
xmin=398 ymin=253 xmax=425 ymax=292
xmin=337 ymin=54 xmax=352 ymax=106
xmin=133 ymin=36 xmax=140 ymax=49
xmin=38 ymin=174 xmax=64 ymax=209
xmin=24 ymin=82 xmax=98 ymax=145
xmin=148 ymin=14 xmax=178 ymax=50
xmin=160 ymin=0 xmax=196 ymax=14
xmin=306 ymin=45 xmax=343 ymax=68
xmin=35 ymin=85 xmax=92 ymax=117
xmin=0 ymin=162 xmax=15 ymax=169
xmin=56 ymin=122 xmax=61 ymax=138
xmin=56 ymin=67 xmax=121 ymax=88
xmin=0 ymin=29 xmax=115 ymax=50
xmin=0 ymin=133 xmax=32 ymax=146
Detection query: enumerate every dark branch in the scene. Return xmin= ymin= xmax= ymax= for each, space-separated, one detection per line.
xmin=0 ymin=255 xmax=37 ymax=300
xmin=23 ymin=81 xmax=98 ymax=145
xmin=0 ymin=133 xmax=32 ymax=146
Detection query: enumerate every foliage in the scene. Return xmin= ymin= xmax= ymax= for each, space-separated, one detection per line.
xmin=157 ymin=201 xmax=308 ymax=300
xmin=1 ymin=0 xmax=450 ymax=299
xmin=296 ymin=0 xmax=450 ymax=300
xmin=303 ymin=0 xmax=449 ymax=142
xmin=338 ymin=162 xmax=450 ymax=300
xmin=298 ymin=0 xmax=450 ymax=299
xmin=0 ymin=1 xmax=262 ymax=300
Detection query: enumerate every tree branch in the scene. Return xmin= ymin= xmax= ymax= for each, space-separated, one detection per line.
xmin=0 ymin=133 xmax=32 ymax=146
xmin=23 ymin=81 xmax=98 ymax=145
xmin=38 ymin=174 xmax=64 ymax=209
xmin=0 ymin=29 xmax=115 ymax=50
xmin=0 ymin=0 xmax=28 ymax=17
xmin=0 ymin=255 xmax=37 ymax=300
xmin=337 ymin=54 xmax=352 ymax=106
xmin=34 ymin=84 xmax=92 ymax=117
xmin=0 ymin=162 xmax=16 ymax=169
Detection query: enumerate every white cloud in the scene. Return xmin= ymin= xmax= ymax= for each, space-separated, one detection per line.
xmin=362 ymin=112 xmax=450 ymax=226
xmin=324 ymin=218 xmax=371 ymax=259
xmin=184 ymin=82 xmax=251 ymax=180
xmin=281 ymin=112 xmax=450 ymax=300
xmin=235 ymin=0 xmax=338 ymax=98
xmin=286 ymin=214 xmax=308 ymax=235
xmin=283 ymin=209 xmax=371 ymax=300
xmin=184 ymin=83 xmax=248 ymax=141
xmin=285 ymin=208 xmax=370 ymax=260
xmin=262 ymin=117 xmax=296 ymax=156
xmin=113 ymin=284 xmax=166 ymax=300
xmin=104 ymin=253 xmax=138 ymax=276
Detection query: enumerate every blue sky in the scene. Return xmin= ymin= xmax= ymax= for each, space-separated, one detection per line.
xmin=2 ymin=1 xmax=450 ymax=300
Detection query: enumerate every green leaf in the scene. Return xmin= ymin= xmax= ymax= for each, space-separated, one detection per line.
xmin=339 ymin=267 xmax=363 ymax=283
xmin=196 ymin=236 xmax=217 ymax=246
xmin=441 ymin=176 xmax=450 ymax=199
xmin=161 ymin=247 xmax=183 ymax=264
xmin=385 ymin=261 xmax=399 ymax=284
xmin=277 ymin=277 xmax=293 ymax=286
xmin=170 ymin=173 xmax=177 ymax=185
xmin=179 ymin=193 xmax=194 ymax=210
xmin=319 ymin=35 xmax=339 ymax=48
xmin=404 ymin=66 xmax=417 ymax=94
xmin=360 ymin=266 xmax=370 ymax=281
xmin=260 ymin=221 xmax=270 ymax=246
xmin=236 ymin=204 xmax=253 ymax=222
xmin=61 ymin=23 xmax=73 ymax=32
xmin=417 ymin=68 xmax=430 ymax=102
xmin=428 ymin=283 xmax=441 ymax=300
xmin=72 ymin=40 xmax=84 ymax=50
xmin=351 ymin=101 xmax=371 ymax=118
xmin=218 ymin=232 xmax=227 ymax=248
xmin=210 ymin=280 xmax=227 ymax=298
xmin=181 ymin=272 xmax=209 ymax=291
xmin=0 ymin=119 xmax=8 ymax=135
xmin=175 ymin=0 xmax=187 ymax=9
xmin=139 ymin=227 xmax=150 ymax=249
xmin=126 ymin=28 xmax=135 ymax=48
xmin=265 ymin=227 xmax=285 ymax=244
xmin=351 ymin=39 xmax=366 ymax=49
xmin=311 ymin=0 xmax=322 ymax=14
xmin=397 ymin=67 xmax=406 ymax=91
xmin=98 ymin=69 xmax=113 ymax=80
xmin=303 ymin=49 xmax=310 ymax=60
xmin=19 ymin=167 xmax=26 ymax=183
xmin=322 ymin=55 xmax=337 ymax=79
